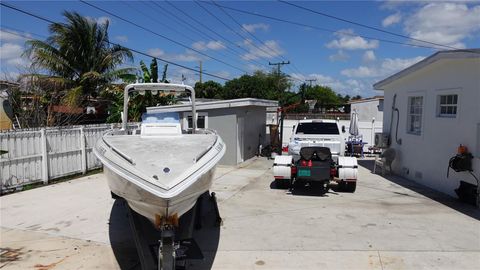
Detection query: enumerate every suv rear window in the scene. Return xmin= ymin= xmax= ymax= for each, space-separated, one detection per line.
xmin=295 ymin=122 xmax=340 ymax=135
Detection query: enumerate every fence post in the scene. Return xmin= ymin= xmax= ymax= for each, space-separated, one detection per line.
xmin=80 ymin=127 xmax=87 ymax=174
xmin=40 ymin=128 xmax=49 ymax=184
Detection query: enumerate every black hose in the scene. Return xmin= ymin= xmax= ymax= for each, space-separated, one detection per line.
xmin=394 ymin=108 xmax=402 ymax=145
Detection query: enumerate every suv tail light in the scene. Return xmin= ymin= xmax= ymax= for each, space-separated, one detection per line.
xmin=282 ymin=146 xmax=289 ymax=153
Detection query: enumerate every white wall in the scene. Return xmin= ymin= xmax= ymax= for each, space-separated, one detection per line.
xmin=382 ymin=58 xmax=480 ymax=196
xmin=351 ymin=99 xmax=384 ymax=122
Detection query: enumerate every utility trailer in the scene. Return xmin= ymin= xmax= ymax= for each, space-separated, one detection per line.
xmin=273 ymin=119 xmax=358 ymax=192
xmin=118 ymin=191 xmax=221 ymax=270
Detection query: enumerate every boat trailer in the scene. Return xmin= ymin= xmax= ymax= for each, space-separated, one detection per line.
xmin=123 ymin=191 xmax=221 ymax=270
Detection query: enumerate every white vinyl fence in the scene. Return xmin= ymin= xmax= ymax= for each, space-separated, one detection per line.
xmin=0 ymin=123 xmax=138 ymax=192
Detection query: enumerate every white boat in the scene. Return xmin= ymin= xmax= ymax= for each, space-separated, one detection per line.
xmin=94 ymin=83 xmax=226 ymax=227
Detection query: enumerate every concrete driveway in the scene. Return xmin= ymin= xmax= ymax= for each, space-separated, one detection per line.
xmin=1 ymin=157 xmax=479 ymax=269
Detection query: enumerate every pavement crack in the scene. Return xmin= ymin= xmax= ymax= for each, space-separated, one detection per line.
xmin=377 ymin=250 xmax=384 ymax=270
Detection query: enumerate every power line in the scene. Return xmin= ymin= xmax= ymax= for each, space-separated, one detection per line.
xmin=79 ymin=0 xmax=249 ymax=74
xmin=210 ymin=0 xmax=304 ymax=77
xmin=278 ymin=0 xmax=460 ymax=51
xmin=193 ymin=1 xmax=277 ymax=65
xmin=0 ymin=2 xmax=231 ymax=81
xmin=151 ymin=1 xmax=270 ymax=70
xmin=200 ymin=1 xmax=446 ymax=50
xmin=123 ymin=1 xmax=247 ymax=71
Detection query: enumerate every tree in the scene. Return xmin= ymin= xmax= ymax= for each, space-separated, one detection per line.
xmin=194 ymin=81 xmax=223 ymax=99
xmin=24 ymin=11 xmax=135 ymax=125
xmin=105 ymin=59 xmax=174 ymax=123
xmin=222 ymin=71 xmax=291 ymax=101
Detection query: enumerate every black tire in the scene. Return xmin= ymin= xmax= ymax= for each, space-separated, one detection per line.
xmin=344 ymin=182 xmax=356 ymax=193
xmin=276 ymin=179 xmax=289 ymax=189
xmin=110 ymin=191 xmax=120 ymax=199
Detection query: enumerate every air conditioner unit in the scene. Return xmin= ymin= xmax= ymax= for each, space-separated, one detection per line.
xmin=374 ymin=133 xmax=390 ymax=148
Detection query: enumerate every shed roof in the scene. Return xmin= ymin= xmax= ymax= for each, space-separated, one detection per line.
xmin=348 ymin=96 xmax=384 ymax=104
xmin=147 ymin=98 xmax=278 ymax=113
xmin=373 ymin=49 xmax=480 ymax=90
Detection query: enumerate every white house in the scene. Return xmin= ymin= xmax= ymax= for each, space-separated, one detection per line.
xmin=374 ymin=49 xmax=480 ymax=197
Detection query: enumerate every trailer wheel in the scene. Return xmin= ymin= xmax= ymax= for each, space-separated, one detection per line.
xmin=344 ymin=182 xmax=356 ymax=193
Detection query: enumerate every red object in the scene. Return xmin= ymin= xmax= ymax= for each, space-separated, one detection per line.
xmin=307 ymin=160 xmax=313 ymax=167
xmin=291 ymin=166 xmax=297 ymax=176
xmin=300 ymin=160 xmax=307 ymax=166
xmin=282 ymin=146 xmax=289 ymax=153
xmin=274 ymin=176 xmax=284 ymax=179
xmin=330 ymin=168 xmax=337 ymax=177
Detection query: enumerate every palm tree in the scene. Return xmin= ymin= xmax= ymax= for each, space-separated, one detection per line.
xmin=24 ymin=11 xmax=135 ymax=125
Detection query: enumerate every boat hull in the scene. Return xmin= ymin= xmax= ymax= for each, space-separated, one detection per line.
xmin=93 ymin=129 xmax=226 ymax=226
xmin=104 ymin=165 xmax=215 ymax=224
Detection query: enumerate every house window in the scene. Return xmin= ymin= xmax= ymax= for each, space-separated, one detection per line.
xmin=184 ymin=112 xmax=208 ymax=129
xmin=438 ymin=94 xmax=458 ymax=117
xmin=407 ymin=96 xmax=423 ymax=135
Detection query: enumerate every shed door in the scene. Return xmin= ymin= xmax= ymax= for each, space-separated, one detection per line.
xmin=237 ymin=116 xmax=244 ymax=163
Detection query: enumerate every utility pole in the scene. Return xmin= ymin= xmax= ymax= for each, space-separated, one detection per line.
xmin=305 ymin=79 xmax=317 ymax=87
xmin=269 ymin=61 xmax=290 ymax=154
xmin=269 ymin=61 xmax=290 ymax=75
xmin=198 ymin=61 xmax=203 ymax=83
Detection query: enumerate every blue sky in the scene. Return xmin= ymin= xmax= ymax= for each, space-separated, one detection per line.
xmin=1 ymin=1 xmax=480 ymax=97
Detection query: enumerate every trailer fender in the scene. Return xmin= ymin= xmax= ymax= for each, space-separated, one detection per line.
xmin=273 ymin=155 xmax=294 ymax=180
xmin=337 ymin=156 xmax=358 ymax=181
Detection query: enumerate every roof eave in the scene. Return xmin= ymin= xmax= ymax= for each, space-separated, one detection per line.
xmin=373 ymin=49 xmax=480 ymax=90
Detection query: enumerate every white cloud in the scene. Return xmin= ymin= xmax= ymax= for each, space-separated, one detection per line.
xmin=0 ymin=29 xmax=32 ymax=42
xmin=290 ymin=72 xmax=371 ymax=96
xmin=242 ymin=23 xmax=269 ymax=33
xmin=86 ymin=16 xmax=111 ymax=25
xmin=341 ymin=56 xmax=425 ymax=78
xmin=362 ymin=50 xmax=376 ymax=62
xmin=147 ymin=48 xmax=165 ymax=57
xmin=326 ymin=29 xmax=379 ymax=50
xmin=168 ymin=68 xmax=197 ymax=85
xmin=96 ymin=16 xmax=110 ymax=25
xmin=0 ymin=43 xmax=23 ymax=60
xmin=192 ymin=40 xmax=226 ymax=51
xmin=6 ymin=57 xmax=27 ymax=66
xmin=114 ymin=35 xmax=128 ymax=42
xmin=241 ymin=39 xmax=285 ymax=61
xmin=404 ymin=3 xmax=480 ymax=49
xmin=329 ymin=50 xmax=349 ymax=62
xmin=175 ymin=50 xmax=202 ymax=62
xmin=246 ymin=63 xmax=266 ymax=72
xmin=147 ymin=48 xmax=201 ymax=62
xmin=382 ymin=13 xmax=402 ymax=27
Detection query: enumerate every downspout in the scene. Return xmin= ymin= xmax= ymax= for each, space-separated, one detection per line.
xmin=122 ymin=85 xmax=130 ymax=131
xmin=190 ymin=87 xmax=196 ymax=133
